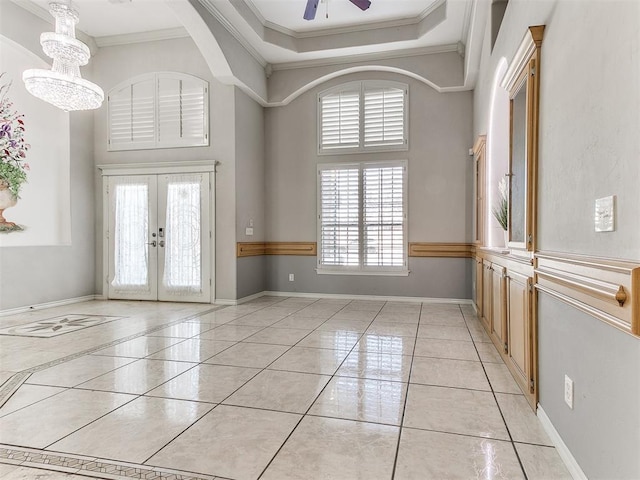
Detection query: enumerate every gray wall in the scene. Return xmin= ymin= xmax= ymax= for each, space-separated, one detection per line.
xmin=91 ymin=37 xmax=238 ymax=301
xmin=235 ymin=88 xmax=266 ymax=298
xmin=0 ymin=3 xmax=95 ymax=310
xmin=267 ymin=256 xmax=471 ymax=299
xmin=538 ymin=294 xmax=640 ymax=479
xmin=264 ymin=70 xmax=473 ymax=298
xmin=474 ymin=1 xmax=640 ymax=478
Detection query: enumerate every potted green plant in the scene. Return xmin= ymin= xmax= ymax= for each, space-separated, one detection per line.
xmin=0 ymin=73 xmax=30 ymax=232
xmin=493 ymin=177 xmax=509 ymax=247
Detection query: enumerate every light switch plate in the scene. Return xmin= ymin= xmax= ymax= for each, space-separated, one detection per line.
xmin=594 ymin=196 xmax=615 ymax=232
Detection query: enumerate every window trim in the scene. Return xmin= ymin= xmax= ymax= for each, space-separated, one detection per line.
xmin=316 ymin=160 xmax=409 ymax=276
xmin=317 ymin=80 xmax=409 ymax=156
xmin=107 ymin=71 xmax=209 ymax=152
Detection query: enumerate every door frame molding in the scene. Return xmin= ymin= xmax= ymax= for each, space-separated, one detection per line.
xmin=98 ymin=160 xmax=218 ymax=304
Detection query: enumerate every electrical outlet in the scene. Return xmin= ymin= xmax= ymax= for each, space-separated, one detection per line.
xmin=564 ymin=375 xmax=574 ymax=409
xmin=288 ymin=273 xmax=294 ymax=282
xmin=245 ymin=227 xmax=253 ymax=236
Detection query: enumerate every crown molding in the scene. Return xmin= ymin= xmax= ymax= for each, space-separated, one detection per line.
xmin=270 ymin=44 xmax=459 ymax=72
xmin=94 ymin=27 xmax=190 ymax=47
xmin=197 ymin=0 xmax=267 ymax=67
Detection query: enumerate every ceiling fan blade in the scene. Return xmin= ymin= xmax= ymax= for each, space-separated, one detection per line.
xmin=349 ymin=0 xmax=371 ymax=11
xmin=303 ymin=0 xmax=319 ymax=20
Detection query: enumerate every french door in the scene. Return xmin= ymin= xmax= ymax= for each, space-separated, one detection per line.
xmin=106 ymin=173 xmax=211 ymax=302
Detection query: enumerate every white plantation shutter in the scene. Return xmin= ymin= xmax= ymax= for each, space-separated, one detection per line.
xmin=319 ymin=166 xmax=360 ymax=267
xmin=363 ymin=164 xmax=406 ymax=267
xmin=108 ymin=79 xmax=155 ymax=149
xmin=108 ymin=72 xmax=208 ymax=151
xmin=158 ymin=75 xmax=207 ymax=148
xmin=364 ymin=86 xmax=406 ymax=148
xmin=318 ymin=81 xmax=407 ymax=154
xmin=318 ymin=161 xmax=407 ymax=273
xmin=320 ymin=88 xmax=360 ymax=150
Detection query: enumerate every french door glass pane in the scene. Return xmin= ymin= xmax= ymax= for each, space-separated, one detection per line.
xmin=112 ymin=180 xmax=150 ymax=293
xmin=163 ymin=175 xmax=202 ymax=295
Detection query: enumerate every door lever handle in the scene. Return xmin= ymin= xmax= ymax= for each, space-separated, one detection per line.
xmin=147 ymin=241 xmax=157 ymax=247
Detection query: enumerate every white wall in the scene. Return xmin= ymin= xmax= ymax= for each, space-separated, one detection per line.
xmin=0 ymin=2 xmax=95 ymax=310
xmin=474 ymin=1 xmax=640 ymax=478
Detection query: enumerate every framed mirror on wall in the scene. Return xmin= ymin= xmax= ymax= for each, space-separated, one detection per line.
xmin=501 ymin=26 xmax=544 ymax=252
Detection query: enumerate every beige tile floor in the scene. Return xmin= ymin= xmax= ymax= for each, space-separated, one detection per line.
xmin=0 ymin=297 xmax=572 ymax=480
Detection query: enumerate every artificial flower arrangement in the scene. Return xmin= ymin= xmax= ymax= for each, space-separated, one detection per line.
xmin=0 ymin=73 xmax=30 ymax=199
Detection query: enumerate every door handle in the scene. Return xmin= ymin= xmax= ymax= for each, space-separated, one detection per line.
xmin=159 ymin=240 xmax=165 ymax=247
xmin=147 ymin=241 xmax=157 ymax=247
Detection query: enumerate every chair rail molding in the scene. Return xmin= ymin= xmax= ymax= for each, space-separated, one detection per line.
xmin=535 ymin=251 xmax=640 ymax=336
xmin=409 ymin=242 xmax=474 ymax=258
xmin=237 ymin=242 xmax=317 ymax=257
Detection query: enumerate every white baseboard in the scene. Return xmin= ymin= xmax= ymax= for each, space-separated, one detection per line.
xmin=537 ymin=404 xmax=588 ymax=480
xmin=214 ymin=299 xmax=238 ymax=306
xmin=215 ymin=291 xmax=268 ymax=306
xmin=0 ymin=295 xmax=101 ymax=317
xmin=263 ymin=291 xmax=472 ymax=304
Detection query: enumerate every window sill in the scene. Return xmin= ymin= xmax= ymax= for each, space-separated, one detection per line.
xmin=316 ymin=269 xmax=410 ymax=277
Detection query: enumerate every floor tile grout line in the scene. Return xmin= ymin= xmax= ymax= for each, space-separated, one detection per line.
xmin=137 ymin=296 xmax=335 ymax=468
xmin=0 ymin=309 xmax=218 ymax=417
xmin=389 ymin=301 xmax=423 ymax=480
xmin=8 ymin=305 xmax=224 ymax=380
xmin=3 ymin=298 xmax=507 ymax=480
xmin=0 ymin=300 xmax=313 ymax=480
xmin=459 ymin=305 xmax=530 ymax=480
xmin=255 ymin=300 xmax=385 ymax=480
xmin=0 ymin=384 xmax=73 ymax=420
xmin=0 ymin=304 xmax=266 ymax=473
xmin=41 ymin=392 xmax=145 ymax=451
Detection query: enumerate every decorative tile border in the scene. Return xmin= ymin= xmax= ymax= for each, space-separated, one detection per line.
xmin=0 ymin=445 xmax=229 ymax=480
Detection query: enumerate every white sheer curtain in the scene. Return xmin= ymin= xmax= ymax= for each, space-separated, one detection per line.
xmin=163 ymin=174 xmax=202 ymax=295
xmin=111 ymin=179 xmax=150 ymax=293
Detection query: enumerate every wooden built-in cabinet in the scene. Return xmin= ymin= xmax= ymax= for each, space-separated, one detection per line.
xmin=474 ymin=250 xmax=536 ymax=409
xmin=470 ymin=26 xmax=544 ymax=411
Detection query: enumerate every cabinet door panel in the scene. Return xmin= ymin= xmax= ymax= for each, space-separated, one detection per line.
xmin=508 ymin=272 xmax=531 ymax=386
xmin=481 ymin=261 xmax=493 ymax=331
xmin=491 ymin=266 xmax=507 ymax=350
xmin=475 ymin=258 xmax=483 ymax=317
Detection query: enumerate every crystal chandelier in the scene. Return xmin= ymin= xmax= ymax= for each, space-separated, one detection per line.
xmin=23 ymin=2 xmax=103 ymax=112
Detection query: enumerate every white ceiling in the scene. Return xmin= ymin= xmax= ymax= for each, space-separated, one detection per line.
xmin=27 ymin=0 xmax=183 ymax=38
xmin=18 ymin=0 xmax=475 ymax=67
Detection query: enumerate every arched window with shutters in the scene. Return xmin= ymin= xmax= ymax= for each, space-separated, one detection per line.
xmin=108 ymin=72 xmax=209 ymax=151
xmin=318 ymin=80 xmax=408 ymax=154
